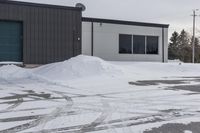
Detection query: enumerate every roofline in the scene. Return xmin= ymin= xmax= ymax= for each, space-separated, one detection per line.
xmin=82 ymin=17 xmax=169 ymax=28
xmin=0 ymin=0 xmax=82 ymax=11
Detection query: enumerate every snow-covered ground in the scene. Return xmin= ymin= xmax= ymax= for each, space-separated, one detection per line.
xmin=1 ymin=55 xmax=200 ymax=133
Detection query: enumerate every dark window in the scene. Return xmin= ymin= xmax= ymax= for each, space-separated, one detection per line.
xmin=133 ymin=35 xmax=145 ymax=54
xmin=147 ymin=36 xmax=159 ymax=54
xmin=119 ymin=34 xmax=132 ymax=54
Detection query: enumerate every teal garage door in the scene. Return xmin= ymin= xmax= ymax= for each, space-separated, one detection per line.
xmin=0 ymin=21 xmax=22 ymax=62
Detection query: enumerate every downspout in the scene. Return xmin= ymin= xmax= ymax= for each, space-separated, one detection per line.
xmin=91 ymin=22 xmax=94 ymax=56
xmin=162 ymin=27 xmax=165 ymax=63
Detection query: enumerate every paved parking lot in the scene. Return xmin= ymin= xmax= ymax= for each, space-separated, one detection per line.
xmin=0 ymin=76 xmax=200 ymax=133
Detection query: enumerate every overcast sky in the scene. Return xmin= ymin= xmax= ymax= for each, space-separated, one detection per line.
xmin=15 ymin=0 xmax=200 ymax=36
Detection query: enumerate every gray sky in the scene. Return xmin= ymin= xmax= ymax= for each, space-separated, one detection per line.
xmin=15 ymin=0 xmax=200 ymax=36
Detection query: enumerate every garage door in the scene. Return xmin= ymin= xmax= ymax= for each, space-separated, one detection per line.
xmin=0 ymin=21 xmax=22 ymax=62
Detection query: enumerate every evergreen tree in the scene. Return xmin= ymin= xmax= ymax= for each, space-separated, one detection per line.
xmin=194 ymin=37 xmax=200 ymax=62
xmin=168 ymin=29 xmax=200 ymax=63
xmin=177 ymin=29 xmax=191 ymax=62
xmin=168 ymin=31 xmax=179 ymax=59
xmin=194 ymin=37 xmax=200 ymax=46
xmin=178 ymin=29 xmax=190 ymax=46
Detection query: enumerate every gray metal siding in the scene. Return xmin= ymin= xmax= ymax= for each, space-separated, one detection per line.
xmin=0 ymin=2 xmax=82 ymax=64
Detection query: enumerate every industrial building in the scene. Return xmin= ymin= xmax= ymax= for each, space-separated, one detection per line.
xmin=82 ymin=17 xmax=169 ymax=62
xmin=0 ymin=0 xmax=82 ymax=64
xmin=0 ymin=1 xmax=169 ymax=64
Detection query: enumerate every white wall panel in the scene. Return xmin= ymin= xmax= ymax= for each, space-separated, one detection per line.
xmin=82 ymin=21 xmax=168 ymax=62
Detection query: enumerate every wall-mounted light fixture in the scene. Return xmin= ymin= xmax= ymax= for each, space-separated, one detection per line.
xmin=99 ymin=22 xmax=103 ymax=27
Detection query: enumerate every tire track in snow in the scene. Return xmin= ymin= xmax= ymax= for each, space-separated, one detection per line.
xmin=80 ymin=101 xmax=112 ymax=132
xmin=27 ymin=110 xmax=200 ymax=133
xmin=0 ymin=111 xmax=79 ymax=123
xmin=0 ymin=78 xmax=25 ymax=113
xmin=0 ymin=97 xmax=23 ymax=113
xmin=25 ymin=101 xmax=115 ymax=133
xmin=0 ymin=107 xmax=45 ymax=114
xmin=0 ymin=92 xmax=73 ymax=133
xmin=37 ymin=91 xmax=73 ymax=130
xmin=0 ymin=91 xmax=51 ymax=113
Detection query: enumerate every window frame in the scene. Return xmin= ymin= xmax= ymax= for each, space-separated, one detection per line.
xmin=119 ymin=34 xmax=133 ymax=54
xmin=118 ymin=34 xmax=159 ymax=55
xmin=146 ymin=36 xmax=159 ymax=55
xmin=132 ymin=35 xmax=146 ymax=54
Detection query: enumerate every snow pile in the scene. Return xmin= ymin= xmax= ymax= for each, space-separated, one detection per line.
xmin=0 ymin=55 xmax=122 ymax=81
xmin=33 ymin=55 xmax=122 ymax=81
xmin=1 ymin=55 xmax=200 ymax=82
xmin=168 ymin=59 xmax=183 ymax=63
xmin=0 ymin=65 xmax=30 ymax=79
xmin=112 ymin=61 xmax=200 ymax=81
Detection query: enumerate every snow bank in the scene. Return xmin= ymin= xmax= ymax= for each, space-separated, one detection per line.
xmin=168 ymin=59 xmax=183 ymax=63
xmin=33 ymin=55 xmax=122 ymax=81
xmin=1 ymin=55 xmax=200 ymax=82
xmin=0 ymin=55 xmax=122 ymax=81
xmin=113 ymin=61 xmax=200 ymax=80
xmin=0 ymin=65 xmax=30 ymax=79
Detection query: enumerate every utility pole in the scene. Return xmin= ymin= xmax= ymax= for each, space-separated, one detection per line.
xmin=191 ymin=9 xmax=198 ymax=63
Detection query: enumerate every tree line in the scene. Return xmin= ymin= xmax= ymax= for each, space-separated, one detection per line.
xmin=168 ymin=29 xmax=200 ymax=63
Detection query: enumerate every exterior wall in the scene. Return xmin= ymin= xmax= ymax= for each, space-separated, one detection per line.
xmin=82 ymin=21 xmax=168 ymax=62
xmin=0 ymin=1 xmax=82 ymax=64
xmin=163 ymin=28 xmax=168 ymax=62
xmin=82 ymin=22 xmax=92 ymax=55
